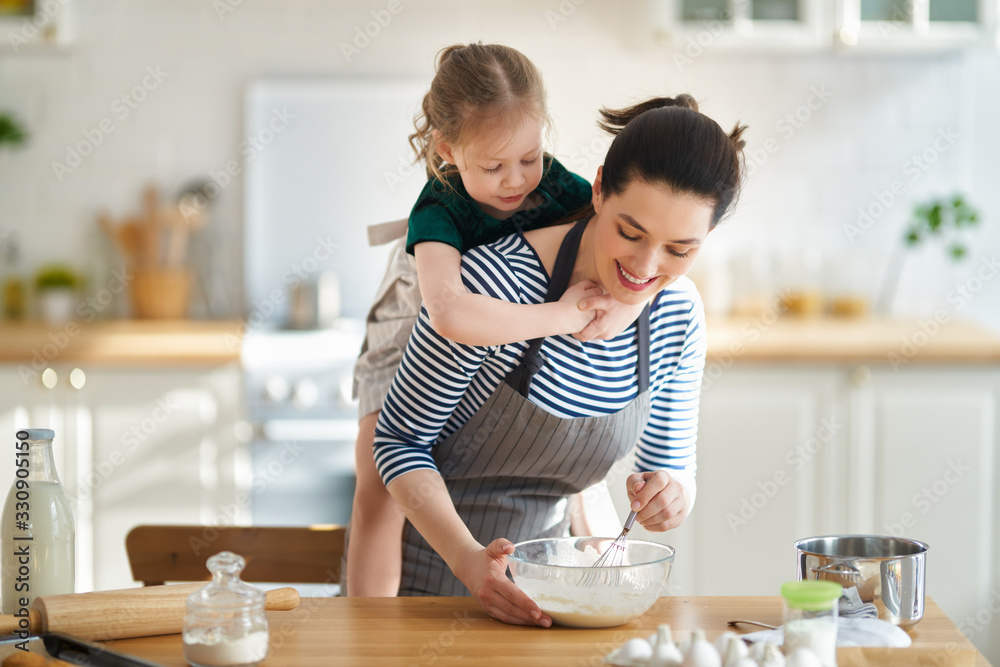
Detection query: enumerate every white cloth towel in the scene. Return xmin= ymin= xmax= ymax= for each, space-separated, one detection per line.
xmin=740 ymin=618 xmax=912 ymax=648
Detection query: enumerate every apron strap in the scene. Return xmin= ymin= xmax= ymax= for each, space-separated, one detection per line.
xmin=506 ymin=217 xmax=650 ymax=397
xmin=506 ymin=218 xmax=588 ymax=396
xmin=637 ymin=303 xmax=650 ymax=394
xmin=366 ymin=218 xmax=409 ymax=246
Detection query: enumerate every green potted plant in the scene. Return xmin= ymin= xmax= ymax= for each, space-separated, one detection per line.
xmin=0 ymin=112 xmax=28 ymax=150
xmin=34 ymin=264 xmax=80 ymax=324
xmin=878 ymin=195 xmax=981 ymax=314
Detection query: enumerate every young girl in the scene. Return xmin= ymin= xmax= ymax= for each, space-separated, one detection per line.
xmin=347 ymin=43 xmax=640 ymax=595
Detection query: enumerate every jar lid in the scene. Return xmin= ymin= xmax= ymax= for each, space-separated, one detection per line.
xmin=781 ymin=581 xmax=842 ymax=610
xmin=17 ymin=429 xmax=55 ymax=441
xmin=187 ymin=552 xmax=266 ymax=611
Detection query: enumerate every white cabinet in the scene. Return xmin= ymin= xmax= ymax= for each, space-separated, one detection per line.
xmin=654 ymin=0 xmax=830 ymax=52
xmin=652 ymin=0 xmax=998 ymax=51
xmin=675 ymin=366 xmax=849 ymax=595
xmin=850 ymin=366 xmax=1000 ymax=662
xmin=0 ymin=363 xmax=242 ymax=592
xmin=836 ymin=0 xmax=997 ymax=50
xmin=650 ymin=362 xmax=999 ymax=661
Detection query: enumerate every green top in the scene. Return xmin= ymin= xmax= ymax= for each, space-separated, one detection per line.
xmin=405 ymin=156 xmax=591 ymax=255
xmin=781 ymin=581 xmax=843 ymax=611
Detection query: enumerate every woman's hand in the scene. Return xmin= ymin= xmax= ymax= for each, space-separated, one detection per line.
xmin=454 ymin=538 xmax=552 ymax=628
xmin=626 ymin=470 xmax=688 ymax=532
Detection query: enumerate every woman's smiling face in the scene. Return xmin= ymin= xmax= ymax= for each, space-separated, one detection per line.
xmin=589 ymin=167 xmax=715 ymax=305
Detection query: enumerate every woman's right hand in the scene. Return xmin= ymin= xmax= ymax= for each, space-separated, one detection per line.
xmin=454 ymin=538 xmax=552 ymax=628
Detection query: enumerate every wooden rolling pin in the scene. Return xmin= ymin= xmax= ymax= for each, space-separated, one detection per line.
xmin=0 ymin=584 xmax=299 ymax=641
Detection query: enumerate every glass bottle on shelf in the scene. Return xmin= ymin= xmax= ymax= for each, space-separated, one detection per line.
xmin=2 ymin=232 xmax=26 ymax=320
xmin=0 ymin=428 xmax=76 ymax=614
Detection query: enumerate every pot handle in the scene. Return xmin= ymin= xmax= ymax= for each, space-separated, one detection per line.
xmin=811 ymin=560 xmax=862 ymax=578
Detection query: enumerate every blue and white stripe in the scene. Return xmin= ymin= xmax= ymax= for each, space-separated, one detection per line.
xmin=374 ymin=232 xmax=705 ymax=491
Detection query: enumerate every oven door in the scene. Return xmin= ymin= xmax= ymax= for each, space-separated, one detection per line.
xmin=242 ymin=326 xmax=364 ymax=527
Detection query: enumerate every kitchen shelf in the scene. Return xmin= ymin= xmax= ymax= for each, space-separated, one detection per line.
xmin=705 ymin=315 xmax=1000 ymax=363
xmin=0 ymin=320 xmax=242 ymax=366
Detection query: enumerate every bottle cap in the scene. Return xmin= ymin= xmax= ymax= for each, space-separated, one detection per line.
xmin=17 ymin=429 xmax=55 ymax=441
xmin=781 ymin=580 xmax=842 ymax=610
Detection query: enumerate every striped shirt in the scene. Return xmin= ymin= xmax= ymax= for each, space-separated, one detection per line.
xmin=374 ymin=232 xmax=705 ymax=500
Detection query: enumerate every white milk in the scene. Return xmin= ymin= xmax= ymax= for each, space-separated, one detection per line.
xmin=1 ymin=481 xmax=76 ymax=614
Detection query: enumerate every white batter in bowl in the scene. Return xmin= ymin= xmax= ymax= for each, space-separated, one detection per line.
xmin=507 ymin=537 xmax=675 ymax=628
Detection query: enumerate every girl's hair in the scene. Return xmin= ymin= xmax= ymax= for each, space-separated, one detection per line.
xmin=409 ymin=43 xmax=549 ymax=182
xmin=597 ymin=94 xmax=747 ymax=229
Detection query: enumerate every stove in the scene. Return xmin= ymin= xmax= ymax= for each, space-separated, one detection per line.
xmin=240 ymin=320 xmax=365 ymax=526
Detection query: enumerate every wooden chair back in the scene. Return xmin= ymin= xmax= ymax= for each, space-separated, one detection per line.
xmin=125 ymin=524 xmax=346 ymax=587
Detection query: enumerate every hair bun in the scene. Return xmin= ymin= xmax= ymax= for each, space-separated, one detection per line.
xmin=598 ymin=95 xmax=700 ymax=135
xmin=666 ymin=94 xmax=698 ymax=111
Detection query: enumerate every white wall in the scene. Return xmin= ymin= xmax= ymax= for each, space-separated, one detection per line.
xmin=0 ymin=0 xmax=997 ymax=326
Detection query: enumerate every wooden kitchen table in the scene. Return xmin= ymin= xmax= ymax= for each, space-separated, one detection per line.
xmin=101 ymin=596 xmax=989 ymax=666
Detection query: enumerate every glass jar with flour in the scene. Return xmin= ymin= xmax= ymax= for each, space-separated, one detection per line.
xmin=781 ymin=580 xmax=842 ymax=667
xmin=183 ymin=551 xmax=270 ymax=667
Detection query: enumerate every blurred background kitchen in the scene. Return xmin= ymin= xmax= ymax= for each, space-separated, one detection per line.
xmin=1 ymin=0 xmax=999 ymax=661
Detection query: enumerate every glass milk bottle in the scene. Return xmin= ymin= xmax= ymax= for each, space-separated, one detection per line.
xmin=1 ymin=429 xmax=76 ymax=614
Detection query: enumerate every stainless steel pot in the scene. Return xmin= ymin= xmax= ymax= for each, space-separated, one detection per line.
xmin=795 ymin=534 xmax=928 ymax=629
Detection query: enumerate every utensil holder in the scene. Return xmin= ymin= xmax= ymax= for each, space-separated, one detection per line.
xmin=130 ymin=269 xmax=192 ymax=319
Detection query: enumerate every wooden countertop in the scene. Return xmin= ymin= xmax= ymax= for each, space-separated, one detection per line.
xmin=0 ymin=320 xmax=241 ymax=366
xmin=706 ymin=315 xmax=1000 ymax=364
xmin=102 ymin=596 xmax=989 ymax=666
xmin=0 ymin=316 xmax=998 ymax=366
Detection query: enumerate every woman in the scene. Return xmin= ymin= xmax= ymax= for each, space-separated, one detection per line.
xmin=371 ymin=94 xmax=746 ymax=626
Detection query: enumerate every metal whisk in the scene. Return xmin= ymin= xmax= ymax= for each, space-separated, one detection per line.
xmin=583 ymin=510 xmax=637 ymax=586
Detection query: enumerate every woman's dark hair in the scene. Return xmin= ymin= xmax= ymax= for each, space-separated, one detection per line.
xmin=597 ymin=95 xmax=747 ymax=228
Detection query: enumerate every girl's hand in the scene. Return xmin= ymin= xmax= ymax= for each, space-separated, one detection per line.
xmin=454 ymin=538 xmax=552 ymax=627
xmin=574 ymin=297 xmax=647 ymax=342
xmin=626 ymin=470 xmax=688 ymax=532
xmin=558 ymin=280 xmax=603 ymax=334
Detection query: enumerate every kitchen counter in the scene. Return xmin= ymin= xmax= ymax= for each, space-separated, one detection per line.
xmin=1 ymin=316 xmax=999 ymax=366
xmin=103 ymin=596 xmax=987 ymax=666
xmin=705 ymin=315 xmax=1000 ymax=363
xmin=0 ymin=320 xmax=241 ymax=365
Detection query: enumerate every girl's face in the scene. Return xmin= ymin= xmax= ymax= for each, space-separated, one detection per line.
xmin=436 ymin=117 xmax=544 ymax=220
xmin=587 ymin=167 xmax=715 ymax=305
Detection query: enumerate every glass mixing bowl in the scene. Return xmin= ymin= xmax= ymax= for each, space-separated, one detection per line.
xmin=507 ymin=537 xmax=675 ymax=628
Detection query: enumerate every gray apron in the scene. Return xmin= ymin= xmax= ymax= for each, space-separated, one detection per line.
xmin=399 ymin=218 xmax=652 ymax=596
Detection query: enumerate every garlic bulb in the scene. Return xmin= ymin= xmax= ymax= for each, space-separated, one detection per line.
xmin=648 ymin=624 xmax=684 ymax=667
xmin=720 ymin=635 xmax=750 ymax=667
xmin=783 ymin=648 xmax=822 ymax=667
xmin=605 ymin=637 xmax=653 ymax=667
xmin=681 ymin=629 xmax=722 ymax=667
xmin=713 ymin=631 xmax=740 ymax=656
xmin=747 ymin=641 xmax=785 ymax=667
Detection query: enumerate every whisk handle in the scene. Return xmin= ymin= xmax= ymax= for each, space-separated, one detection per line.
xmin=623 ymin=510 xmax=637 ymax=532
